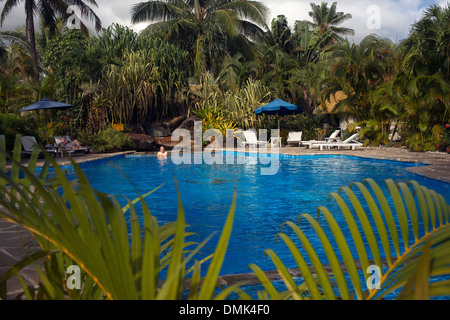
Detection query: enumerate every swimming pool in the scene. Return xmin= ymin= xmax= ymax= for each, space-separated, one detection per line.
xmin=60 ymin=152 xmax=450 ymax=280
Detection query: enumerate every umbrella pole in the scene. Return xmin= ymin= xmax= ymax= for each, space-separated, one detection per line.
xmin=277 ymin=114 xmax=280 ymax=137
xmin=271 ymin=114 xmax=280 ymax=148
xmin=45 ymin=110 xmax=49 ymax=145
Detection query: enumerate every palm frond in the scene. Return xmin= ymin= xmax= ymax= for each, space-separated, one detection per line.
xmin=0 ymin=134 xmax=243 ymax=300
xmin=0 ymin=0 xmax=25 ymax=27
xmin=252 ymin=178 xmax=450 ymax=300
xmin=131 ymin=0 xmax=188 ymax=24
xmin=220 ymin=0 xmax=269 ymax=28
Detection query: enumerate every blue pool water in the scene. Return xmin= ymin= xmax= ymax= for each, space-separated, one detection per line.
xmin=57 ymin=153 xmax=450 ymax=280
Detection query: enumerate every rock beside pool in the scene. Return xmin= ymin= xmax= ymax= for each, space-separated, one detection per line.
xmin=144 ymin=115 xmax=188 ymax=137
xmin=125 ymin=134 xmax=158 ymax=151
xmin=148 ymin=126 xmax=172 ymax=137
xmin=154 ymin=136 xmax=183 ymax=148
xmin=164 ymin=115 xmax=187 ymax=131
xmin=176 ymin=116 xmax=202 ymax=139
xmin=126 ymin=134 xmax=185 ymax=151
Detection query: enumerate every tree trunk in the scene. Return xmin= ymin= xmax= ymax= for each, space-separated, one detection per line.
xmin=25 ymin=0 xmax=40 ymax=85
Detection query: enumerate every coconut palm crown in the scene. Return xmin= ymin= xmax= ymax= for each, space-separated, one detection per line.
xmin=131 ymin=0 xmax=270 ymax=76
xmin=304 ymin=1 xmax=354 ymax=45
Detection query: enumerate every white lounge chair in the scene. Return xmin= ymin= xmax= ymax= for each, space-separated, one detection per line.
xmin=301 ymin=129 xmax=341 ymax=148
xmin=286 ymin=132 xmax=303 ymax=146
xmin=242 ymin=130 xmax=268 ymax=148
xmin=21 ymin=136 xmax=58 ymax=157
xmin=54 ymin=135 xmax=88 ymax=156
xmin=312 ymin=133 xmax=362 ymax=151
xmin=21 ymin=136 xmax=43 ymax=157
xmin=323 ymin=129 xmax=341 ymax=142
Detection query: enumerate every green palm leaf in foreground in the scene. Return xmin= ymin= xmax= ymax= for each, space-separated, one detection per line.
xmin=0 ymin=134 xmax=239 ymax=300
xmin=250 ymin=178 xmax=450 ymax=299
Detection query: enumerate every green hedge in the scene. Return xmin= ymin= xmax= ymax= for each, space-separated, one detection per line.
xmin=0 ymin=113 xmax=39 ymax=151
xmin=89 ymin=128 xmax=135 ymax=153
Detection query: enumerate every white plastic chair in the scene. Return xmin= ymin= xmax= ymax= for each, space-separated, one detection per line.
xmin=324 ymin=130 xmax=341 ymax=142
xmin=286 ymin=132 xmax=303 ymax=146
xmin=242 ymin=130 xmax=268 ymax=148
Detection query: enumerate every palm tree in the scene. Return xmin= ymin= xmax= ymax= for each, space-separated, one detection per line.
xmin=319 ymin=35 xmax=392 ymax=121
xmin=267 ymin=15 xmax=293 ymax=54
xmin=400 ymin=3 xmax=449 ymax=79
xmin=0 ymin=0 xmax=102 ymax=84
xmin=396 ymin=4 xmax=449 ymax=151
xmin=302 ymin=2 xmax=354 ymax=47
xmin=131 ymin=0 xmax=269 ymax=77
xmin=0 ymin=47 xmax=36 ymax=112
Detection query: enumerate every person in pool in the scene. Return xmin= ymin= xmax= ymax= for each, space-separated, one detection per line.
xmin=157 ymin=146 xmax=167 ymax=158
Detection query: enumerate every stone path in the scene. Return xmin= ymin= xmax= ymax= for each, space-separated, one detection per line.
xmin=0 ymin=147 xmax=449 ymax=298
xmin=0 ymin=218 xmax=40 ymax=299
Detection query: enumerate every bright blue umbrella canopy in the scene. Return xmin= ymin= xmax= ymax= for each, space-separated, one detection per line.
xmin=18 ymin=98 xmax=75 ymax=112
xmin=254 ymin=99 xmax=301 ymax=116
xmin=254 ymin=99 xmax=302 ymax=136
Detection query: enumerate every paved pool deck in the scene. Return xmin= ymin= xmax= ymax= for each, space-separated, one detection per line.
xmin=1 ymin=146 xmax=449 ymax=298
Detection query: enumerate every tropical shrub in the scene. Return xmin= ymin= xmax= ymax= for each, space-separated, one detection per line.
xmin=190 ymin=76 xmax=268 ymax=132
xmin=0 ymin=113 xmax=38 ymax=151
xmin=44 ymin=29 xmax=91 ymax=102
xmin=101 ymin=40 xmax=189 ymax=126
xmin=358 ymin=119 xmax=391 ymax=147
xmin=222 ymin=79 xmax=271 ymax=130
xmin=404 ymin=133 xmax=439 ymax=153
xmin=89 ymin=128 xmax=135 ymax=153
xmin=0 ymin=51 xmax=37 ymax=113
xmin=438 ymin=124 xmax=450 ymax=153
xmin=192 ymin=104 xmax=236 ymax=137
xmin=93 ymin=23 xmax=140 ymax=67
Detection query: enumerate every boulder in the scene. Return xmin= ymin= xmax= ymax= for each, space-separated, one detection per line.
xmin=177 ymin=115 xmax=202 ymax=130
xmin=175 ymin=116 xmax=202 ymax=140
xmin=154 ymin=136 xmax=182 ymax=149
xmin=130 ymin=123 xmax=146 ymax=134
xmin=162 ymin=115 xmax=187 ymax=131
xmin=147 ymin=126 xmax=172 ymax=137
xmin=126 ymin=134 xmax=158 ymax=151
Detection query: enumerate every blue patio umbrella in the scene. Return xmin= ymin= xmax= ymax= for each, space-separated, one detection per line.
xmin=18 ymin=98 xmax=75 ymax=112
xmin=18 ymin=98 xmax=76 ymax=142
xmin=254 ymin=99 xmax=302 ymax=134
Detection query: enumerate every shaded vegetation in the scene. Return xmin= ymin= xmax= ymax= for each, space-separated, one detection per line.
xmin=0 ymin=1 xmax=448 ymax=150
